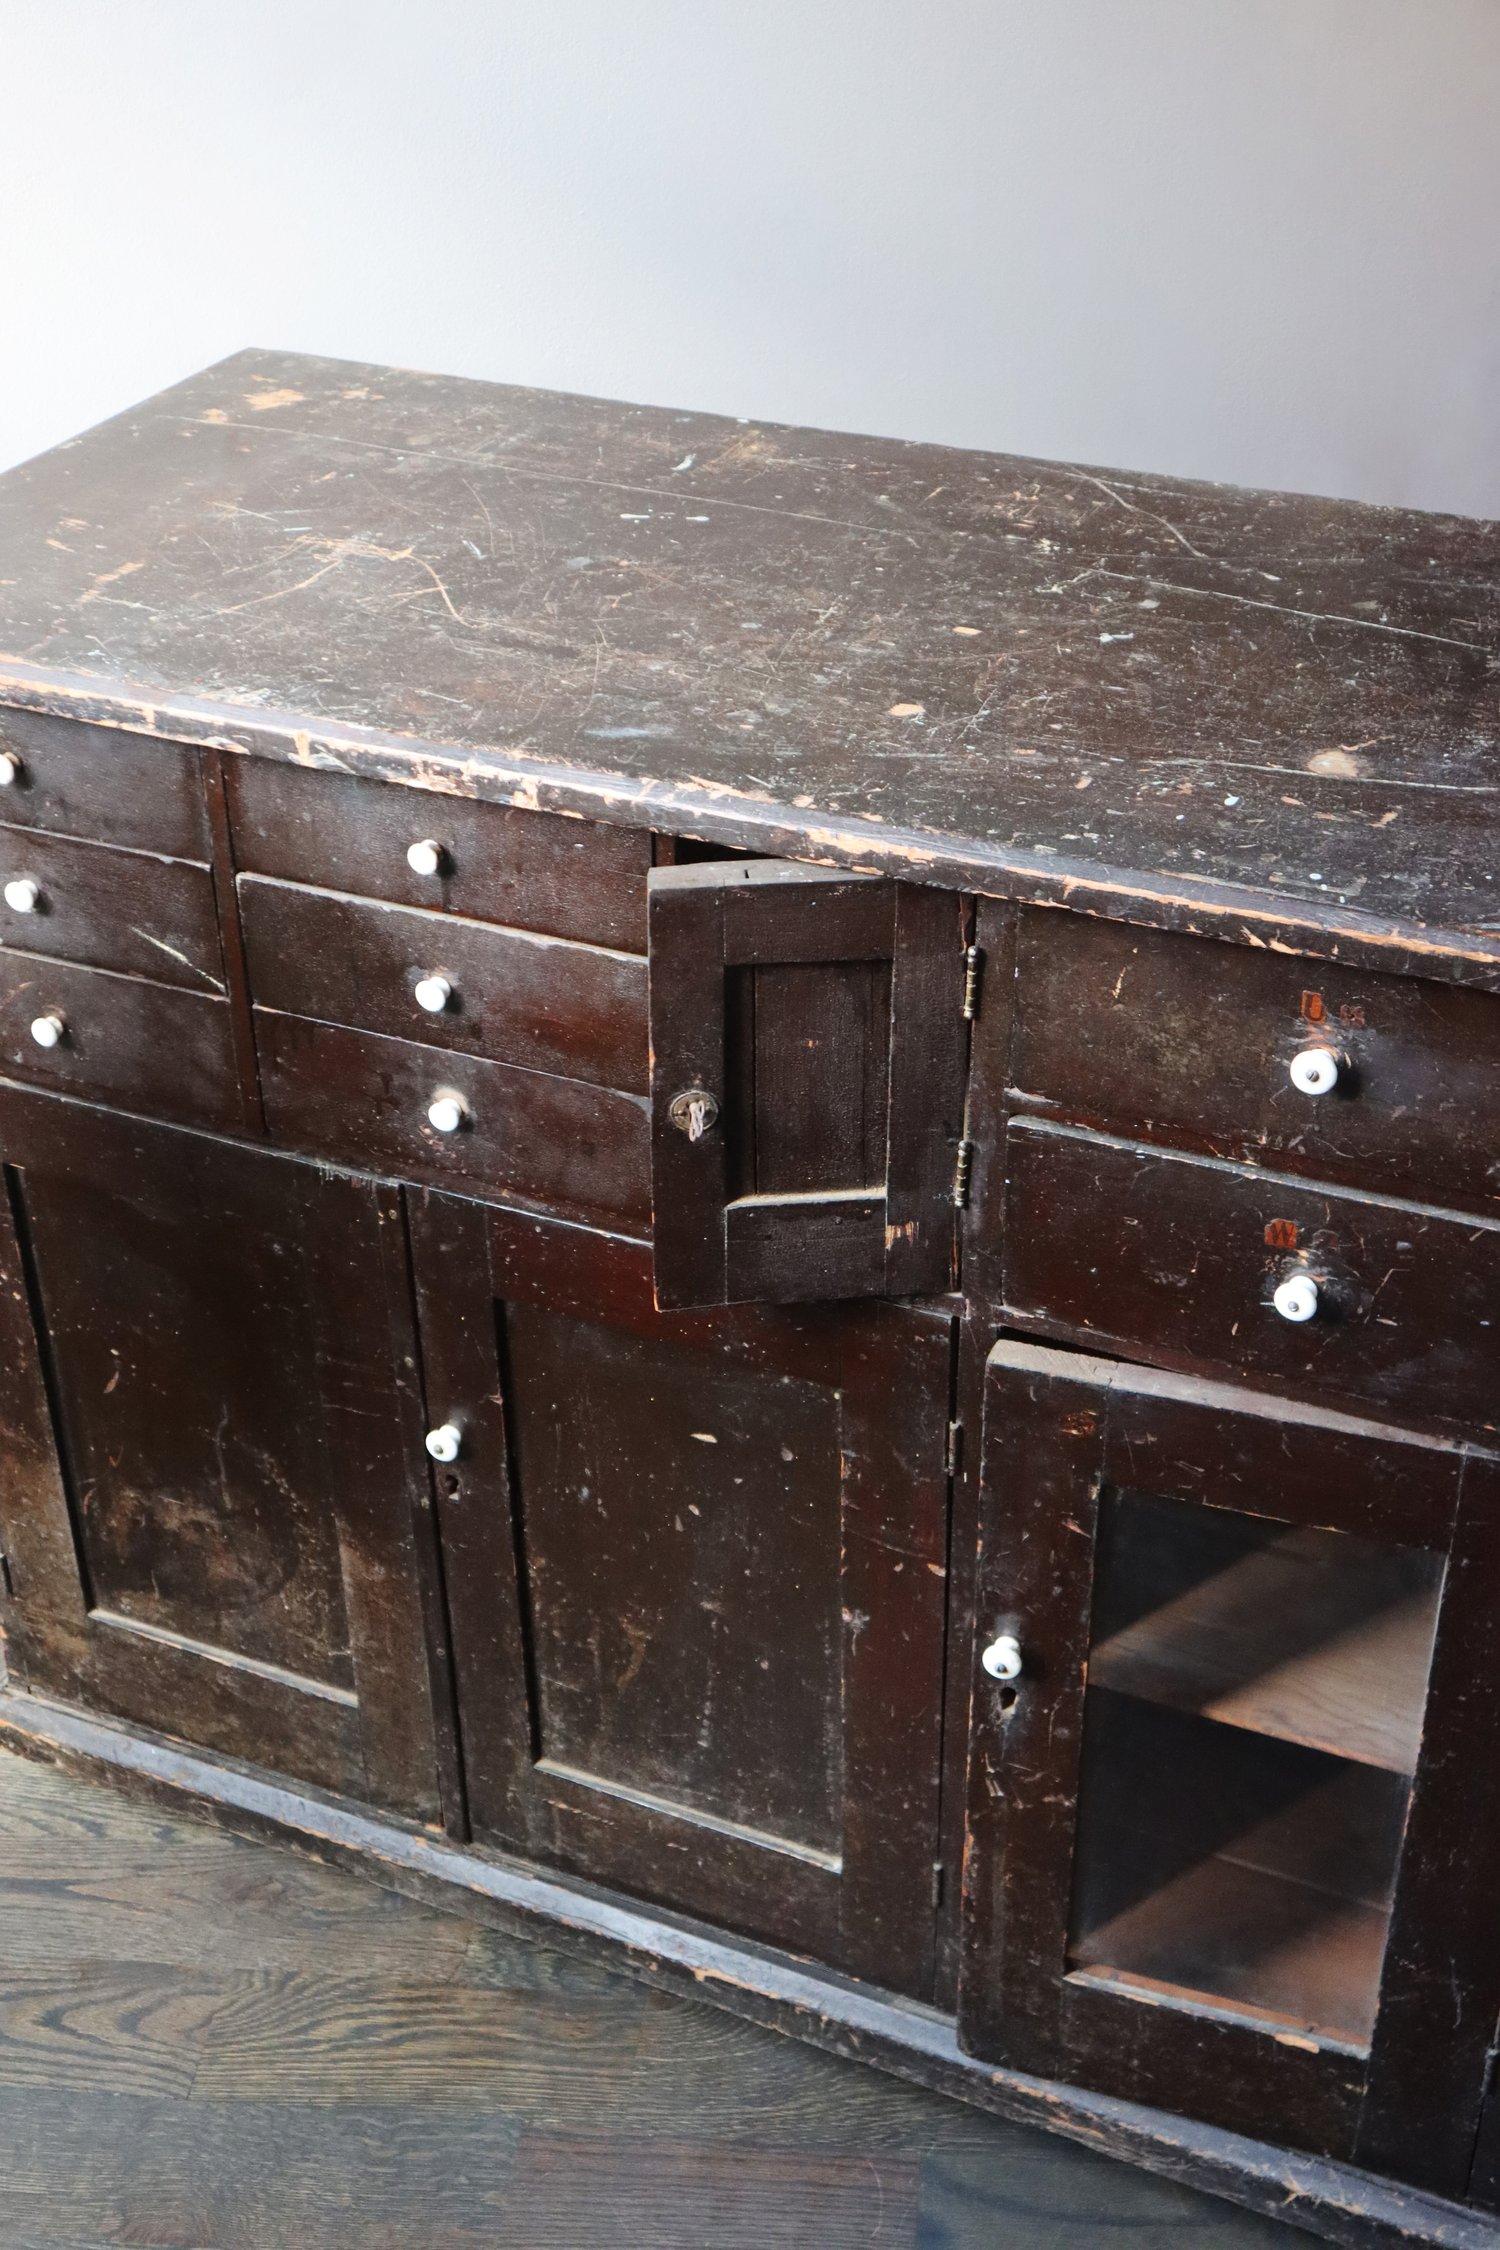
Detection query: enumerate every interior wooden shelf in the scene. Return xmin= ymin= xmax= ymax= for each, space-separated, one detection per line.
xmin=1090 ymin=1516 xmax=1441 ymax=1774
xmin=1069 ymin=1689 xmax=1409 ymax=2051
xmin=1068 ymin=1827 xmax=1392 ymax=2049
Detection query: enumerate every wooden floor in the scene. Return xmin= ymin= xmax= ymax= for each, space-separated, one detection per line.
xmin=0 ymin=1747 xmax=1299 ymax=2248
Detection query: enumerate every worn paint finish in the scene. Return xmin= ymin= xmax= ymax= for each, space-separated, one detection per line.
xmin=0 ymin=350 xmax=1494 ymax=987
xmin=1 ymin=354 xmax=1499 ymax=2240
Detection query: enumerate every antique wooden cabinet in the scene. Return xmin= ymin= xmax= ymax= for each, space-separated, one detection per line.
xmin=0 ymin=353 xmax=1495 ymax=2244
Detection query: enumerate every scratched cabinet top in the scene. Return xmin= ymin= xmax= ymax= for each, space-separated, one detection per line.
xmin=0 ymin=349 xmax=1495 ymax=984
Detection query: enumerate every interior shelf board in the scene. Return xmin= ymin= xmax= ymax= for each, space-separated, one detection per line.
xmin=1090 ymin=1539 xmax=1439 ymax=1774
xmin=1071 ymin=1843 xmax=1389 ymax=2051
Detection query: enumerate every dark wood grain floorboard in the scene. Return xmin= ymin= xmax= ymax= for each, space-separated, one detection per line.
xmin=0 ymin=1748 xmax=1297 ymax=2246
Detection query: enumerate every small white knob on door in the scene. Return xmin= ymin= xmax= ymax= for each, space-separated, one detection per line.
xmin=1272 ymin=1271 xmax=1321 ymax=1324
xmin=0 ymin=752 xmax=22 ymax=786
xmin=414 ymin=974 xmax=454 ymax=1015
xmin=427 ymin=1091 xmax=469 ymax=1135
xmin=3 ymin=877 xmax=41 ymax=914
xmin=424 ymin=1423 xmax=463 ymax=1464
xmin=406 ymin=838 xmax=448 ymax=878
xmin=1289 ymin=1047 xmax=1342 ymax=1098
xmin=29 ymin=1013 xmax=66 ymax=1050
xmin=980 ymin=1632 xmax=1024 ymax=1682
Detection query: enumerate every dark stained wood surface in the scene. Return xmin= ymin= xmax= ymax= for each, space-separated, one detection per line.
xmin=0 ymin=827 xmax=223 ymax=992
xmin=959 ymin=1341 xmax=1489 ymax=2178
xmin=0 ymin=349 xmax=1495 ymax=2236
xmin=0 ymin=955 xmax=240 ymax=1132
xmin=239 ymin=877 xmax=649 ymax=1090
xmin=1355 ymin=1448 xmax=1500 ymax=2190
xmin=408 ymin=1197 xmax=952 ymax=2001
xmin=0 ymin=705 xmax=211 ymax=858
xmin=1009 ymin=909 xmax=1500 ymax=1217
xmin=0 ymin=1093 xmax=449 ymax=1822
xmin=256 ymin=1009 xmax=652 ymax=1232
xmin=998 ymin=1117 xmax=1500 ymax=1439
xmin=226 ymin=752 xmax=651 ymax=951
xmin=0 ymin=1748 xmax=1303 ymax=2248
xmin=0 ymin=350 xmax=1494 ymax=987
xmin=649 ymin=860 xmax=965 ymax=1306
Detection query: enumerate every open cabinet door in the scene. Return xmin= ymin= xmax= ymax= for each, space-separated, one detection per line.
xmin=649 ymin=861 xmax=968 ymax=1308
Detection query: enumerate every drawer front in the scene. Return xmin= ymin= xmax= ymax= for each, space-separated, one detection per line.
xmin=0 ymin=953 xmax=239 ymax=1131
xmin=1012 ymin=912 xmax=1500 ymax=1215
xmin=227 ymin=758 xmax=650 ymax=950
xmin=1002 ymin=1118 xmax=1499 ymax=1436
xmin=0 ymin=709 xmax=211 ymax=859
xmin=257 ymin=1012 xmax=651 ymax=1232
xmin=0 ymin=830 xmax=223 ymax=992
xmin=239 ymin=877 xmax=648 ymax=1093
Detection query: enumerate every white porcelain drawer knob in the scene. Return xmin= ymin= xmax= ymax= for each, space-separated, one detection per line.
xmin=0 ymin=752 xmax=22 ymax=786
xmin=424 ymin=1423 xmax=463 ymax=1464
xmin=980 ymin=1632 xmax=1024 ymax=1682
xmin=414 ymin=974 xmax=454 ymax=1015
xmin=1272 ymin=1271 xmax=1321 ymax=1324
xmin=406 ymin=838 xmax=448 ymax=878
xmin=4 ymin=877 xmax=41 ymax=913
xmin=28 ymin=1012 xmax=66 ymax=1050
xmin=427 ymin=1091 xmax=469 ymax=1135
xmin=1289 ymin=1046 xmax=1341 ymax=1097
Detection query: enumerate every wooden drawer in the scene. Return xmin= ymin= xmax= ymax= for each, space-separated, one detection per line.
xmin=1001 ymin=1117 xmax=1499 ymax=1437
xmin=257 ymin=1011 xmax=651 ymax=1232
xmin=0 ymin=953 xmax=239 ymax=1131
xmin=0 ymin=708 xmax=211 ymax=859
xmin=226 ymin=757 xmax=650 ymax=951
xmin=1011 ymin=912 xmax=1500 ymax=1216
xmin=0 ymin=830 xmax=223 ymax=992
xmin=238 ymin=877 xmax=648 ymax=1092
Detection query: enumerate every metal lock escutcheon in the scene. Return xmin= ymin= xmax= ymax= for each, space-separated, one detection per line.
xmin=669 ymin=1087 xmax=720 ymax=1142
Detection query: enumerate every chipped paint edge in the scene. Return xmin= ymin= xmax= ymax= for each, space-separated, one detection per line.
xmin=1 ymin=658 xmax=1497 ymax=996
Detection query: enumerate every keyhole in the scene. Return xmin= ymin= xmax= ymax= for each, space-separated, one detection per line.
xmin=669 ymin=1086 xmax=720 ymax=1140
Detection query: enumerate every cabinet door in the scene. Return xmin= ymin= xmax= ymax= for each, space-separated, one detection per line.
xmin=649 ymin=861 xmax=967 ymax=1307
xmin=0 ymin=1092 xmax=449 ymax=1822
xmin=409 ymin=1194 xmax=951 ymax=1999
xmin=959 ymin=1340 xmax=1500 ymax=2191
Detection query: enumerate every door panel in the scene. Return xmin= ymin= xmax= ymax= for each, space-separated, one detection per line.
xmin=500 ymin=1298 xmax=845 ymax=1856
xmin=959 ymin=1340 xmax=1500 ymax=2187
xmin=648 ymin=860 xmax=967 ymax=1307
xmin=0 ymin=1090 xmax=450 ymax=1821
xmin=409 ymin=1193 xmax=952 ymax=1998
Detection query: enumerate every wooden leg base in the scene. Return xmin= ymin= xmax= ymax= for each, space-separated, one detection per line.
xmin=0 ymin=1684 xmax=1490 ymax=2250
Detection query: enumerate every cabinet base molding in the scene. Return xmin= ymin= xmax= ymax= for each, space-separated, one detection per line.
xmin=0 ymin=1683 xmax=1488 ymax=2250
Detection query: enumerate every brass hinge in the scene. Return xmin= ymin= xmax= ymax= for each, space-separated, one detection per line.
xmin=944 ymin=1419 xmax=963 ymax=1478
xmin=961 ymin=944 xmax=984 ymax=1020
xmin=951 ymin=1138 xmax=974 ymax=1207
